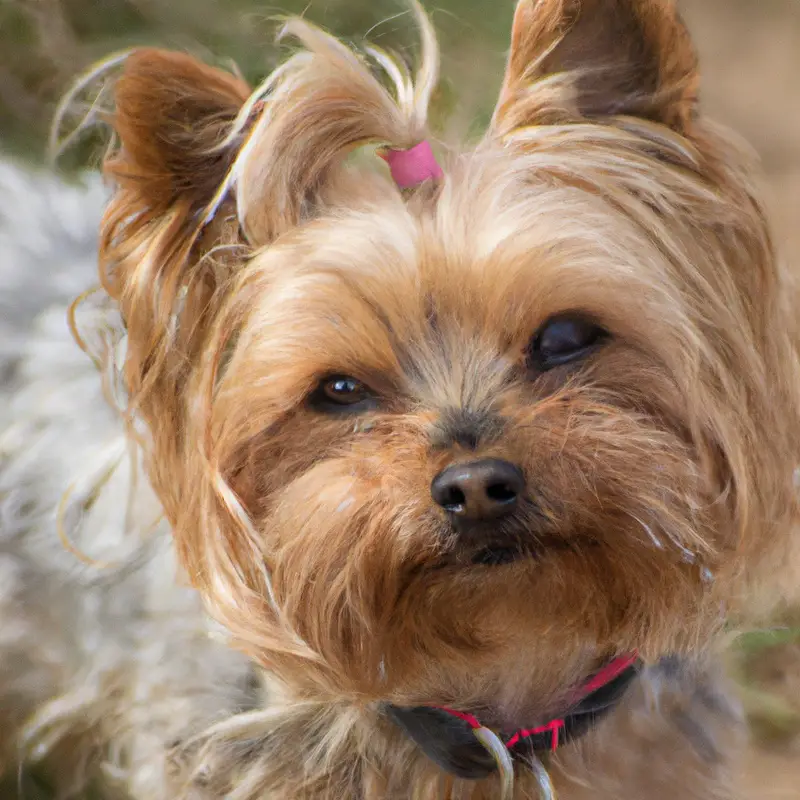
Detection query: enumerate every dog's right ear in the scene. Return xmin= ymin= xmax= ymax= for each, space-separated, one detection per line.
xmin=98 ymin=50 xmax=252 ymax=520
xmin=100 ymin=50 xmax=251 ymax=428
xmin=108 ymin=49 xmax=251 ymax=220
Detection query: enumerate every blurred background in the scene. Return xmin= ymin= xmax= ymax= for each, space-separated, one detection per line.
xmin=0 ymin=0 xmax=799 ymax=796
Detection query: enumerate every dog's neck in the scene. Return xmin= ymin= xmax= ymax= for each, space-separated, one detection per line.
xmin=384 ymin=653 xmax=640 ymax=780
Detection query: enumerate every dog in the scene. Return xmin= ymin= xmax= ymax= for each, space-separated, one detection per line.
xmin=1 ymin=0 xmax=797 ymax=796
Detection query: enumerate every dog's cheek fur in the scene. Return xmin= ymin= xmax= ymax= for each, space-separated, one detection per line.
xmin=198 ymin=363 xmax=718 ymax=710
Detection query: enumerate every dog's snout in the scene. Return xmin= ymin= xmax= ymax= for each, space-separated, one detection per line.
xmin=431 ymin=459 xmax=524 ymax=521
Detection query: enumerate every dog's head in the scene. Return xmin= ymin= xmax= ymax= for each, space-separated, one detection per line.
xmin=94 ymin=0 xmax=798 ymax=735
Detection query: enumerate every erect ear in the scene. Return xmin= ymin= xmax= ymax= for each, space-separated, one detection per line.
xmin=108 ymin=48 xmax=251 ymax=218
xmin=491 ymin=0 xmax=699 ymax=135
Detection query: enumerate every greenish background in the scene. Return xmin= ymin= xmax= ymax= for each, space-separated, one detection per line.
xmin=0 ymin=0 xmax=514 ymax=162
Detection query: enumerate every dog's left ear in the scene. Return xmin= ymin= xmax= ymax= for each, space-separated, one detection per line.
xmin=491 ymin=0 xmax=699 ymax=136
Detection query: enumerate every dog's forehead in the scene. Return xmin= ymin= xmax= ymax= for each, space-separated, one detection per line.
xmin=240 ymin=186 xmax=687 ymax=406
xmin=281 ymin=183 xmax=680 ymax=347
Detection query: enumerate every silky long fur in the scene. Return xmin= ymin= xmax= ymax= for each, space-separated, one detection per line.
xmin=0 ymin=1 xmax=797 ymax=797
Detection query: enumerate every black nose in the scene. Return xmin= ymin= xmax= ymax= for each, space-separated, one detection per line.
xmin=431 ymin=459 xmax=524 ymax=521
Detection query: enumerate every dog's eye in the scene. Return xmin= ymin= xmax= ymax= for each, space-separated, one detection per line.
xmin=529 ymin=315 xmax=607 ymax=370
xmin=323 ymin=377 xmax=367 ymax=404
xmin=310 ymin=375 xmax=375 ymax=412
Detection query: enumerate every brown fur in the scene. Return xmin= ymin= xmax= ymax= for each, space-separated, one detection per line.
xmin=494 ymin=0 xmax=700 ymax=130
xmin=56 ymin=0 xmax=800 ymax=796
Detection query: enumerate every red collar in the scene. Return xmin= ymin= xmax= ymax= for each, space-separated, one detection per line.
xmin=385 ymin=652 xmax=641 ymax=780
xmin=435 ymin=652 xmax=640 ymax=753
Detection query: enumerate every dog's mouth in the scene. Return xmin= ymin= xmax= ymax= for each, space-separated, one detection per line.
xmin=435 ymin=537 xmax=529 ymax=569
xmin=471 ymin=544 xmax=524 ymax=566
xmin=458 ymin=534 xmax=599 ymax=568
xmin=443 ymin=522 xmax=536 ymax=568
xmin=441 ymin=505 xmax=599 ymax=569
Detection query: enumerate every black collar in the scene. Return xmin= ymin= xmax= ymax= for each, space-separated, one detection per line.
xmin=385 ymin=654 xmax=641 ymax=780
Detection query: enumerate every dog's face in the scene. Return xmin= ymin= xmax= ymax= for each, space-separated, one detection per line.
xmin=95 ymin=0 xmax=799 ymax=731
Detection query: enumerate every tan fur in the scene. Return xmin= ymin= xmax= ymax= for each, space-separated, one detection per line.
xmin=0 ymin=0 xmax=797 ymax=797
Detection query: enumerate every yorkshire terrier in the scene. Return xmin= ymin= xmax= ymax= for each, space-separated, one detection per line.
xmin=0 ymin=0 xmax=797 ymax=797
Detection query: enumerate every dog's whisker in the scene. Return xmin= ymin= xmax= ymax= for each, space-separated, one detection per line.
xmin=631 ymin=514 xmax=665 ymax=551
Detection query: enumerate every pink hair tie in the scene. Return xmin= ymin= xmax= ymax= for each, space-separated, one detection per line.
xmin=379 ymin=140 xmax=443 ymax=189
